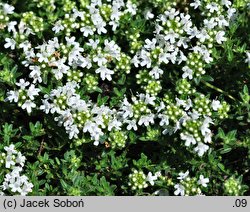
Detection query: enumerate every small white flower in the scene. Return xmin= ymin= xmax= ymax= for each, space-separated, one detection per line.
xmin=190 ymin=0 xmax=201 ymax=9
xmin=7 ymin=21 xmax=17 ymax=32
xmin=4 ymin=144 xmax=17 ymax=155
xmin=6 ymin=90 xmax=19 ymax=103
xmin=80 ymin=26 xmax=94 ymax=37
xmin=245 ymin=52 xmax=250 ymax=66
xmin=174 ymin=184 xmax=185 ymax=196
xmin=158 ymin=114 xmax=169 ymax=126
xmin=40 ymin=100 xmax=51 ymax=114
xmin=182 ymin=66 xmax=193 ymax=80
xmin=149 ymin=66 xmax=163 ymax=79
xmin=19 ymin=41 xmax=31 ymax=52
xmin=4 ymin=38 xmax=16 ymax=50
xmin=66 ymin=125 xmax=79 ymax=139
xmin=196 ymin=29 xmax=210 ymax=43
xmin=29 ymin=66 xmax=42 ymax=83
xmin=221 ymin=0 xmax=232 ymax=8
xmin=216 ymin=31 xmax=227 ymax=44
xmin=138 ymin=114 xmax=154 ymax=126
xmin=211 ymin=100 xmax=222 ymax=111
xmin=86 ymin=39 xmax=99 ymax=49
xmin=144 ymin=38 xmax=157 ymax=50
xmin=198 ymin=175 xmax=209 ymax=187
xmin=21 ymin=100 xmax=36 ymax=113
xmin=16 ymin=152 xmax=26 ymax=167
xmin=194 ymin=142 xmax=209 ymax=156
xmin=144 ymin=9 xmax=154 ymax=20
xmin=180 ymin=133 xmax=196 ymax=146
xmin=146 ymin=172 xmax=158 ymax=186
xmin=3 ymin=3 xmax=15 ymax=14
xmin=95 ymin=66 xmax=114 ymax=81
xmin=16 ymin=79 xmax=30 ymax=89
xmin=144 ymin=94 xmax=156 ymax=105
xmin=52 ymin=21 xmax=64 ymax=33
xmin=27 ymin=84 xmax=40 ymax=100
xmin=125 ymin=120 xmax=138 ymax=131
xmin=177 ymin=170 xmax=189 ymax=180
xmin=206 ymin=3 xmax=219 ymax=13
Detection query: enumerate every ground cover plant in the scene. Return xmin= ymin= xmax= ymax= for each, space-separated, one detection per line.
xmin=0 ymin=0 xmax=249 ymax=196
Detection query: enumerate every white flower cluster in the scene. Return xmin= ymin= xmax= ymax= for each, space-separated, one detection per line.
xmin=0 ymin=145 xmax=33 ymax=196
xmin=52 ymin=0 xmax=137 ymax=36
xmin=174 ymin=170 xmax=209 ymax=196
xmin=3 ymin=0 xmax=234 ymax=156
xmin=128 ymin=169 xmax=161 ymax=190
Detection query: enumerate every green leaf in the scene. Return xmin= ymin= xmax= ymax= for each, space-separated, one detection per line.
xmin=220 ymin=147 xmax=232 ymax=154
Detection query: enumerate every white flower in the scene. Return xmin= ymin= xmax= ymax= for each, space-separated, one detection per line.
xmin=19 ymin=41 xmax=31 ymax=52
xmin=204 ymin=18 xmax=217 ymax=30
xmin=164 ymin=30 xmax=179 ymax=44
xmin=16 ymin=152 xmax=26 ymax=167
xmin=52 ymin=21 xmax=64 ymax=33
xmin=5 ymin=155 xmax=15 ymax=168
xmin=7 ymin=21 xmax=17 ymax=32
xmin=4 ymin=144 xmax=17 ymax=155
xmin=29 ymin=66 xmax=42 ymax=83
xmin=158 ymin=114 xmax=169 ymax=126
xmin=227 ymin=8 xmax=236 ymax=20
xmin=146 ymin=172 xmax=158 ymax=186
xmin=21 ymin=100 xmax=36 ymax=113
xmin=125 ymin=1 xmax=137 ymax=15
xmin=16 ymin=79 xmax=30 ymax=89
xmin=190 ymin=0 xmax=201 ymax=9
xmin=86 ymin=39 xmax=99 ymax=49
xmin=204 ymin=132 xmax=212 ymax=143
xmin=144 ymin=94 xmax=156 ymax=105
xmin=164 ymin=8 xmax=179 ymax=20
xmin=3 ymin=3 xmax=15 ymax=14
xmin=80 ymin=26 xmax=94 ymax=37
xmin=40 ymin=100 xmax=51 ymax=114
xmin=200 ymin=116 xmax=213 ymax=136
xmin=177 ymin=170 xmax=189 ymax=180
xmin=27 ymin=84 xmax=40 ymax=100
xmin=138 ymin=114 xmax=154 ymax=126
xmin=66 ymin=125 xmax=79 ymax=139
xmin=131 ymin=55 xmax=140 ymax=67
xmin=216 ymin=31 xmax=227 ymax=44
xmin=180 ymin=133 xmax=196 ymax=146
xmin=6 ymin=90 xmax=19 ymax=103
xmin=96 ymin=21 xmax=107 ymax=34
xmin=144 ymin=9 xmax=154 ymax=20
xmin=182 ymin=66 xmax=193 ymax=79
xmin=245 ymin=52 xmax=250 ymax=66
xmin=144 ymin=38 xmax=157 ymax=50
xmin=174 ymin=184 xmax=185 ymax=196
xmin=188 ymin=110 xmax=200 ymax=120
xmin=198 ymin=175 xmax=209 ymax=187
xmin=95 ymin=66 xmax=114 ymax=81
xmin=196 ymin=29 xmax=210 ymax=43
xmin=221 ymin=0 xmax=232 ymax=8
xmin=93 ymin=54 xmax=107 ymax=66
xmin=211 ymin=100 xmax=222 ymax=111
xmin=4 ymin=38 xmax=16 ymax=50
xmin=206 ymin=3 xmax=219 ymax=13
xmin=194 ymin=143 xmax=209 ymax=156
xmin=216 ymin=15 xmax=229 ymax=28
xmin=125 ymin=120 xmax=138 ymax=131
xmin=149 ymin=66 xmax=163 ymax=79
xmin=108 ymin=118 xmax=122 ymax=131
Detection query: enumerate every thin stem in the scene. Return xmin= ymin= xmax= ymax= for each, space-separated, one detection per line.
xmin=201 ymin=80 xmax=237 ymax=101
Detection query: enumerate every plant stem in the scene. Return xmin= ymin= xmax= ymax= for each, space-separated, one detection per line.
xmin=201 ymin=80 xmax=237 ymax=101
